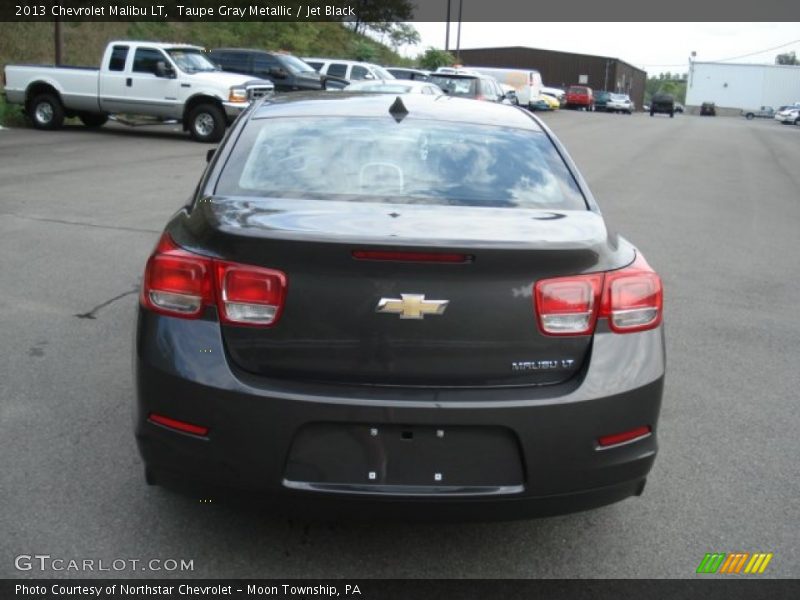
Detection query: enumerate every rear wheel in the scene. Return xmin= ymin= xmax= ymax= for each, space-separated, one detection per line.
xmin=650 ymin=110 xmax=654 ymax=117
xmin=28 ymin=93 xmax=65 ymax=130
xmin=670 ymin=111 xmax=674 ymax=118
xmin=79 ymin=113 xmax=108 ymax=128
xmin=746 ymin=113 xmax=754 ymax=120
xmin=187 ymin=103 xmax=226 ymax=143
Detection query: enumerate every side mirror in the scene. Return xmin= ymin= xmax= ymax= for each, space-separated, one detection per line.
xmin=206 ymin=148 xmax=215 ymax=163
xmin=269 ymin=66 xmax=287 ymax=79
xmin=155 ymin=61 xmax=174 ymax=78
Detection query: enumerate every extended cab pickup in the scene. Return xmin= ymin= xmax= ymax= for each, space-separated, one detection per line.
xmin=3 ymin=41 xmax=274 ymax=142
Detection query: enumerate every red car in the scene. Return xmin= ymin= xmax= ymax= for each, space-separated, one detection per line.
xmin=566 ymin=85 xmax=594 ymax=111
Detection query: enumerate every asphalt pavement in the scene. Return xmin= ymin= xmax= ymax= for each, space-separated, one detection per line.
xmin=1 ymin=111 xmax=798 ymax=578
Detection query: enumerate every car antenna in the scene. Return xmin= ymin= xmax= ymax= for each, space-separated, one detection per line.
xmin=389 ymin=96 xmax=408 ymax=123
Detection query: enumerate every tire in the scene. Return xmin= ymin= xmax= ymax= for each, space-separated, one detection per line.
xmin=670 ymin=111 xmax=674 ymax=118
xmin=28 ymin=93 xmax=65 ymax=130
xmin=79 ymin=113 xmax=108 ymax=128
xmin=650 ymin=111 xmax=654 ymax=117
xmin=746 ymin=113 xmax=754 ymax=120
xmin=187 ymin=103 xmax=226 ymax=143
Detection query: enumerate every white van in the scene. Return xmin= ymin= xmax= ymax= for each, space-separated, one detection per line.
xmin=465 ymin=67 xmax=543 ymax=109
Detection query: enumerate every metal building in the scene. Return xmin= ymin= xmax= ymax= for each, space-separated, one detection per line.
xmin=686 ymin=61 xmax=800 ymax=113
xmin=456 ymin=46 xmax=647 ymax=108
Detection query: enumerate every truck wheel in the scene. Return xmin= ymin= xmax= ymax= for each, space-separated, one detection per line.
xmin=79 ymin=113 xmax=108 ymax=128
xmin=746 ymin=113 xmax=754 ymax=120
xmin=188 ymin=104 xmax=225 ymax=143
xmin=29 ymin=93 xmax=65 ymax=130
xmin=670 ymin=111 xmax=674 ymax=118
xmin=650 ymin=111 xmax=654 ymax=117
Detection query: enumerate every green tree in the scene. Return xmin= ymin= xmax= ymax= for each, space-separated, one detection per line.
xmin=775 ymin=51 xmax=799 ymax=65
xmin=352 ymin=40 xmax=378 ymax=62
xmin=352 ymin=0 xmax=414 ymax=36
xmin=418 ymin=47 xmax=454 ymax=71
xmin=388 ymin=23 xmax=420 ymax=51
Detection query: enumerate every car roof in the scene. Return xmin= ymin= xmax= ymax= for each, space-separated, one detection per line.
xmin=303 ymin=58 xmax=381 ymax=67
xmin=387 ymin=67 xmax=428 ymax=74
xmin=210 ymin=48 xmax=275 ymax=54
xmin=250 ymin=93 xmax=543 ymax=131
xmin=110 ymin=41 xmax=202 ymax=51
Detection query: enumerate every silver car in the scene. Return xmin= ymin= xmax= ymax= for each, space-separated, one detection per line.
xmin=606 ymin=93 xmax=634 ymax=114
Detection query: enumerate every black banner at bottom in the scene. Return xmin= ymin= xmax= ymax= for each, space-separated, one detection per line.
xmin=3 ymin=579 xmax=800 ymax=600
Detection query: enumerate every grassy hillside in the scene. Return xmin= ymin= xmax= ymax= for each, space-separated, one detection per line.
xmin=0 ymin=21 xmax=413 ymax=125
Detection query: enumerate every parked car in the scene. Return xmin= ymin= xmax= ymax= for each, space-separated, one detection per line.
xmin=527 ymin=96 xmax=550 ymax=111
xmin=466 ymin=66 xmax=544 ymax=110
xmin=538 ymin=93 xmax=560 ymax=110
xmin=606 ymin=93 xmax=634 ymax=114
xmin=650 ymin=93 xmax=675 ymax=118
xmin=428 ymin=72 xmax=511 ymax=103
xmin=345 ymin=79 xmax=443 ymax=95
xmin=2 ymin=41 xmax=274 ymax=142
xmin=541 ymin=86 xmax=565 ymax=101
xmin=565 ymin=85 xmax=594 ymax=110
xmin=207 ymin=48 xmax=327 ymax=91
xmin=774 ymin=107 xmax=800 ymax=125
xmin=303 ymin=58 xmax=395 ymax=82
xmin=499 ymin=83 xmax=520 ymax=106
xmin=674 ymin=103 xmax=685 ymax=113
xmin=386 ymin=67 xmax=430 ymax=81
xmin=135 ymin=93 xmax=665 ymax=519
xmin=593 ymin=90 xmax=612 ymax=111
xmin=741 ymin=106 xmax=775 ymax=120
xmin=700 ymin=102 xmax=716 ymax=116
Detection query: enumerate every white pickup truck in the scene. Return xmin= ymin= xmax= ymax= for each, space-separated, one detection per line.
xmin=3 ymin=41 xmax=275 ymax=142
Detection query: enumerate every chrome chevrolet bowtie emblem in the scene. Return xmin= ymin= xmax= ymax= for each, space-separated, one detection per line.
xmin=376 ymin=294 xmax=449 ymax=319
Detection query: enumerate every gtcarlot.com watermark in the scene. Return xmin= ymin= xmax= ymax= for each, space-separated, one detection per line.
xmin=15 ymin=554 xmax=194 ymax=573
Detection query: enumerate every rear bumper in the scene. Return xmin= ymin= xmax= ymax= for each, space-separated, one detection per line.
xmin=134 ymin=308 xmax=665 ymax=519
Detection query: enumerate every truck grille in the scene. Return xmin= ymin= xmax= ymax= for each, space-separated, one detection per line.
xmin=247 ymin=86 xmax=273 ymax=101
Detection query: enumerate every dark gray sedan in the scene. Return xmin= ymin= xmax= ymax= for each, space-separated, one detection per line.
xmin=134 ymin=93 xmax=665 ymax=519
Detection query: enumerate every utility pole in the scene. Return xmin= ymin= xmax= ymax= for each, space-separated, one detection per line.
xmin=445 ymin=0 xmax=451 ymax=52
xmin=455 ymin=0 xmax=463 ymax=63
xmin=54 ymin=18 xmax=64 ymax=65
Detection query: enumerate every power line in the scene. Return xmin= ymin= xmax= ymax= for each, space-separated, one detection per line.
xmin=637 ymin=37 xmax=800 ymax=69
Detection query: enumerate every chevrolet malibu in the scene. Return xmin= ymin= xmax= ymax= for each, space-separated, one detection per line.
xmin=134 ymin=93 xmax=665 ymax=519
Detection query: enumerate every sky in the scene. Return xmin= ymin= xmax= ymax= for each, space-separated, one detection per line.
xmin=402 ymin=22 xmax=800 ymax=75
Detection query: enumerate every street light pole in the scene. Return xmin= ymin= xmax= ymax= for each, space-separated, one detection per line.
xmin=445 ymin=0 xmax=451 ymax=52
xmin=455 ymin=0 xmax=463 ymax=63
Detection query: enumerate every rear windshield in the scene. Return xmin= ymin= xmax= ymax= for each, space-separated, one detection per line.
xmin=568 ymin=86 xmax=588 ymax=94
xmin=215 ymin=117 xmax=587 ymax=210
xmin=428 ymin=75 xmax=478 ymax=97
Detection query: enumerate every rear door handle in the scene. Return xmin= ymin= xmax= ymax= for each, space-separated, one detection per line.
xmin=126 ymin=78 xmax=132 ymax=87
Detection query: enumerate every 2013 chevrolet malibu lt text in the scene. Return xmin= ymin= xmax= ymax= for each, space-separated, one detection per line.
xmin=134 ymin=93 xmax=665 ymax=519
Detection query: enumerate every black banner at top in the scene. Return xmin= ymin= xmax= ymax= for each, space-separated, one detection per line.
xmin=1 ymin=0 xmax=796 ymax=22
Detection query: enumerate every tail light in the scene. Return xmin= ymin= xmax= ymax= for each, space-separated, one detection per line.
xmin=534 ymin=274 xmax=603 ymax=336
xmin=600 ymin=255 xmax=663 ymax=333
xmin=215 ymin=262 xmax=286 ymax=326
xmin=534 ymin=254 xmax=662 ymax=336
xmin=140 ymin=233 xmax=287 ymax=327
xmin=140 ymin=235 xmax=213 ymax=318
